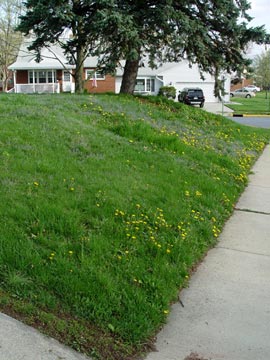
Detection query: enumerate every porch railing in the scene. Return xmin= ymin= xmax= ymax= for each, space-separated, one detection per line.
xmin=15 ymin=83 xmax=60 ymax=94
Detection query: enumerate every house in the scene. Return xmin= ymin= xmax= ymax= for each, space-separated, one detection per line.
xmin=117 ymin=61 xmax=231 ymax=102
xmin=9 ymin=36 xmax=230 ymax=102
xmin=8 ymin=37 xmax=115 ymax=94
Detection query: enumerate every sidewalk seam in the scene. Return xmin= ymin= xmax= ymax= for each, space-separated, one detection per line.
xmin=234 ymin=207 xmax=270 ymax=216
xmin=216 ymin=246 xmax=270 ymax=258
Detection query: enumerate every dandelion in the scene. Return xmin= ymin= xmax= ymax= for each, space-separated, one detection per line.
xmin=163 ymin=310 xmax=169 ymax=314
xmin=70 ymin=187 xmax=75 ymax=191
xmin=68 ymin=250 xmax=73 ymax=255
xmin=166 ymin=249 xmax=171 ymax=254
xmin=34 ymin=181 xmax=39 ymax=187
xmin=49 ymin=253 xmax=55 ymax=261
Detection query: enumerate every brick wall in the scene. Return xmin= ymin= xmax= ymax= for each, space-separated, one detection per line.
xmin=15 ymin=69 xmax=116 ymax=93
xmin=16 ymin=70 xmax=28 ymax=84
xmin=83 ymin=70 xmax=115 ymax=93
xmin=230 ymin=79 xmax=254 ymax=91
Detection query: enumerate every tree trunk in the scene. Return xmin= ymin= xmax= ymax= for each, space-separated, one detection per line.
xmin=3 ymin=77 xmax=8 ymax=93
xmin=120 ymin=59 xmax=140 ymax=94
xmin=74 ymin=45 xmax=85 ymax=94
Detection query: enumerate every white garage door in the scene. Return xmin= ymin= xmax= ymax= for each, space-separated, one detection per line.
xmin=175 ymin=82 xmax=217 ymax=103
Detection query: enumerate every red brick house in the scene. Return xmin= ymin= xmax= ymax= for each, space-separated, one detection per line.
xmin=9 ymin=37 xmax=115 ymax=94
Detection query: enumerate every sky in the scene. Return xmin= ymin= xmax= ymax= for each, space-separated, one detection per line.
xmin=247 ymin=0 xmax=270 ymax=56
xmin=249 ymin=0 xmax=270 ymax=31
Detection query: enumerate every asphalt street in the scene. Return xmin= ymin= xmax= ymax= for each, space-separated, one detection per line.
xmin=228 ymin=116 xmax=270 ymax=129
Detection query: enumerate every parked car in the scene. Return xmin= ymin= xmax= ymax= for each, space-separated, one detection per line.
xmin=230 ymin=88 xmax=256 ymax=98
xmin=178 ymin=87 xmax=205 ymax=107
xmin=243 ymin=85 xmax=261 ymax=92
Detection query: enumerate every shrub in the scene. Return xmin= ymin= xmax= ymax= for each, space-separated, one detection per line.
xmin=158 ymin=86 xmax=176 ymax=99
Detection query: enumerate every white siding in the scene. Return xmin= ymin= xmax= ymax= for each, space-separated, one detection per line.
xmin=116 ymin=60 xmax=231 ymax=103
xmin=158 ymin=61 xmax=231 ymax=103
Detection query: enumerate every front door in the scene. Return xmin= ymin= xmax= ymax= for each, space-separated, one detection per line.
xmin=62 ymin=70 xmax=72 ymax=92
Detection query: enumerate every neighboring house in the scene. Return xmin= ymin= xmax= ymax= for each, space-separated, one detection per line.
xmin=9 ymin=36 xmax=230 ymax=102
xmin=230 ymin=78 xmax=254 ymax=92
xmin=117 ymin=61 xmax=231 ymax=102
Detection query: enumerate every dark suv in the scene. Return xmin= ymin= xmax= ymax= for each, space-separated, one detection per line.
xmin=178 ymin=87 xmax=205 ymax=108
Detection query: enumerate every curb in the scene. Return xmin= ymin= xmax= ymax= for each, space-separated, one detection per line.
xmin=232 ymin=113 xmax=270 ymax=117
xmin=242 ymin=114 xmax=270 ymax=117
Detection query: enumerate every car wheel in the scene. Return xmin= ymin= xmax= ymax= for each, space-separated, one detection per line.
xmin=230 ymin=93 xmax=234 ymax=97
xmin=245 ymin=94 xmax=251 ymax=98
xmin=200 ymin=103 xmax=204 ymax=108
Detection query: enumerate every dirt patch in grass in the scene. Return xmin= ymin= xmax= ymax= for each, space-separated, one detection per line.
xmin=0 ymin=291 xmax=149 ymax=360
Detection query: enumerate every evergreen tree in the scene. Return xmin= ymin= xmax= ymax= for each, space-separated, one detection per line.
xmin=17 ymin=0 xmax=266 ymax=94
xmin=17 ymin=0 xmax=104 ymax=93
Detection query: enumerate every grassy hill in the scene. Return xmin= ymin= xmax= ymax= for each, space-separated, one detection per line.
xmin=0 ymin=93 xmax=269 ymax=359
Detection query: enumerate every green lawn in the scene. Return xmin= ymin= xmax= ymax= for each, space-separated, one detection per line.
xmin=227 ymin=91 xmax=270 ymax=114
xmin=0 ymin=93 xmax=269 ymax=359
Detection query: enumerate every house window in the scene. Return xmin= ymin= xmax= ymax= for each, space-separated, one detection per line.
xmin=28 ymin=70 xmax=56 ymax=84
xmin=85 ymin=70 xmax=105 ymax=80
xmin=48 ymin=71 xmax=54 ymax=83
xmin=38 ymin=71 xmax=46 ymax=83
xmin=63 ymin=71 xmax=71 ymax=82
xmin=135 ymin=78 xmax=155 ymax=93
xmin=29 ymin=71 xmax=37 ymax=84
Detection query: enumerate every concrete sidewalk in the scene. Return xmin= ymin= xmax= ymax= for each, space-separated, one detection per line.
xmin=145 ymin=145 xmax=270 ymax=360
xmin=0 ymin=312 xmax=92 ymax=360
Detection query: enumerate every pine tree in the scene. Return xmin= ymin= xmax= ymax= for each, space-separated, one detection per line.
xmin=17 ymin=0 xmax=266 ymax=94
